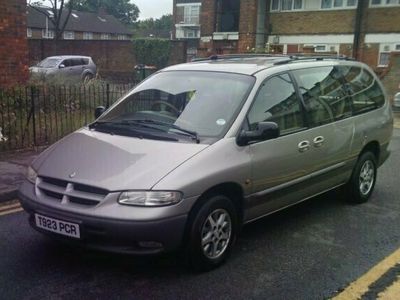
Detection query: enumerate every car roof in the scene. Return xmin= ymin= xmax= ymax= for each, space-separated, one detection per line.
xmin=162 ymin=55 xmax=358 ymax=76
xmin=44 ymin=55 xmax=91 ymax=60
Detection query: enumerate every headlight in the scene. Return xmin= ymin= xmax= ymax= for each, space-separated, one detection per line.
xmin=118 ymin=191 xmax=183 ymax=207
xmin=27 ymin=166 xmax=38 ymax=184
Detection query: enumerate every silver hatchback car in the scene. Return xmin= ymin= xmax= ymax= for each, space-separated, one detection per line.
xmin=19 ymin=55 xmax=393 ymax=270
xmin=30 ymin=55 xmax=96 ymax=82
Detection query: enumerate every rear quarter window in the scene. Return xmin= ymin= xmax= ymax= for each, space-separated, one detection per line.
xmin=340 ymin=66 xmax=385 ymax=115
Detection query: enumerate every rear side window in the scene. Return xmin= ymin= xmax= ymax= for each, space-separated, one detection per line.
xmin=62 ymin=59 xmax=72 ymax=67
xmin=340 ymin=66 xmax=385 ymax=115
xmin=72 ymin=58 xmax=83 ymax=66
xmin=293 ymin=66 xmax=352 ymax=127
xmin=248 ymin=73 xmax=305 ymax=135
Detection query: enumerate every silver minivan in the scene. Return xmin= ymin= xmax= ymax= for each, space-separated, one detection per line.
xmin=19 ymin=55 xmax=393 ymax=270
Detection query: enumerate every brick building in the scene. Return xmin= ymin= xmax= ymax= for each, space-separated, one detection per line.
xmin=173 ymin=0 xmax=400 ymax=70
xmin=0 ymin=0 xmax=29 ymax=87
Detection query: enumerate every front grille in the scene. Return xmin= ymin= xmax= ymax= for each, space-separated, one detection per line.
xmin=37 ymin=177 xmax=109 ymax=206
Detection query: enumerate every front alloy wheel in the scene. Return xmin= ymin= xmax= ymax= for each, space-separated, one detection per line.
xmin=201 ymin=208 xmax=232 ymax=259
xmin=186 ymin=195 xmax=237 ymax=271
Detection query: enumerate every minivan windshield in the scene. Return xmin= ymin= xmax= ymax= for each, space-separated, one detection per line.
xmin=37 ymin=58 xmax=61 ymax=68
xmin=94 ymin=71 xmax=255 ymax=142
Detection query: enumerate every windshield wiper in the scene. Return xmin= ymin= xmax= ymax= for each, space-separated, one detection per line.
xmin=127 ymin=119 xmax=200 ymax=143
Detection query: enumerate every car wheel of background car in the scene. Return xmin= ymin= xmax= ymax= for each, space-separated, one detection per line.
xmin=185 ymin=195 xmax=238 ymax=271
xmin=346 ymin=151 xmax=377 ymax=204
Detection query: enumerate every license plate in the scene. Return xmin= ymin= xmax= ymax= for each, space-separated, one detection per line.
xmin=35 ymin=213 xmax=80 ymax=239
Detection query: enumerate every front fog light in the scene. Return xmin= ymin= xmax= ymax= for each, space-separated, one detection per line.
xmin=27 ymin=166 xmax=37 ymax=184
xmin=118 ymin=191 xmax=182 ymax=207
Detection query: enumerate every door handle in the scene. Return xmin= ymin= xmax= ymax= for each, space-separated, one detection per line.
xmin=298 ymin=140 xmax=310 ymax=152
xmin=313 ymin=136 xmax=325 ymax=147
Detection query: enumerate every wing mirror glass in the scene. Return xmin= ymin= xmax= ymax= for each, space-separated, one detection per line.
xmin=59 ymin=64 xmax=65 ymax=69
xmin=237 ymin=122 xmax=280 ymax=146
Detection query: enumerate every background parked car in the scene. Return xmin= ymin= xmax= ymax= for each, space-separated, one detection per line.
xmin=394 ymin=92 xmax=400 ymax=111
xmin=29 ymin=55 xmax=96 ymax=82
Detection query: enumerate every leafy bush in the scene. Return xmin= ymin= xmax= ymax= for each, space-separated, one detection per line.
xmin=132 ymin=38 xmax=171 ymax=69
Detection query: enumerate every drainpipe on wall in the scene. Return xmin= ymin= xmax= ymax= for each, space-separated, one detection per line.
xmin=255 ymin=0 xmax=267 ymax=51
xmin=352 ymin=0 xmax=364 ymax=60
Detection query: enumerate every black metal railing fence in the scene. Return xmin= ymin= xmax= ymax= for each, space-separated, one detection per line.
xmin=0 ymin=83 xmax=136 ymax=152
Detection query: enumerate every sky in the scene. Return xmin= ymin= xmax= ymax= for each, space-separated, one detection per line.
xmin=133 ymin=0 xmax=172 ymax=20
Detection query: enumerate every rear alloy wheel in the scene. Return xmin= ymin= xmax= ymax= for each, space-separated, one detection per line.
xmin=186 ymin=195 xmax=237 ymax=271
xmin=346 ymin=151 xmax=377 ymax=204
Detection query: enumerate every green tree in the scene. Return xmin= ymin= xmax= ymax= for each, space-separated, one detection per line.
xmin=136 ymin=14 xmax=173 ymax=30
xmin=74 ymin=0 xmax=140 ymax=24
xmin=133 ymin=39 xmax=171 ymax=69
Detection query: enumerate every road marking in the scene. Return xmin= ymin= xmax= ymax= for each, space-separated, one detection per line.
xmin=333 ymin=247 xmax=400 ymax=299
xmin=0 ymin=200 xmax=22 ymax=216
xmin=377 ymin=276 xmax=400 ymax=299
xmin=0 ymin=207 xmax=23 ymax=216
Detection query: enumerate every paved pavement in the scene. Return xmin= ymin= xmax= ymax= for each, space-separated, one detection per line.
xmin=0 ymin=111 xmax=399 ymax=203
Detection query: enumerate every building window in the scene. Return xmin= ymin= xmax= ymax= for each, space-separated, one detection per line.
xmin=321 ymin=0 xmax=358 ymax=9
xmin=176 ymin=3 xmax=201 ymax=24
xmin=63 ymin=31 xmax=74 ymax=40
xmin=83 ymin=32 xmax=93 ymax=40
xmin=271 ymin=0 xmax=303 ymax=11
xmin=27 ymin=28 xmax=32 ymax=38
xmin=370 ymin=0 xmax=400 ymax=6
xmin=101 ymin=33 xmax=110 ymax=40
xmin=117 ymin=34 xmax=127 ymax=40
xmin=396 ymin=44 xmax=400 ymax=51
xmin=42 ymin=29 xmax=54 ymax=39
xmin=378 ymin=52 xmax=390 ymax=66
xmin=216 ymin=0 xmax=240 ymax=32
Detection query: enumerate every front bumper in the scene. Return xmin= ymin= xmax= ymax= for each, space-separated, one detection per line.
xmin=18 ymin=181 xmax=191 ymax=255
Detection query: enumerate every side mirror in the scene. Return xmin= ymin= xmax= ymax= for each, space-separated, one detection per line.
xmin=94 ymin=106 xmax=106 ymax=119
xmin=237 ymin=122 xmax=280 ymax=146
xmin=59 ymin=64 xmax=65 ymax=69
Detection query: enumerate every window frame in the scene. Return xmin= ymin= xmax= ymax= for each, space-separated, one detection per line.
xmin=83 ymin=32 xmax=93 ymax=40
xmin=321 ymin=0 xmax=358 ymax=9
xmin=270 ymin=0 xmax=304 ymax=12
xmin=42 ymin=29 xmax=54 ymax=39
xmin=243 ymin=71 xmax=308 ymax=139
xmin=63 ymin=31 xmax=75 ymax=40
xmin=27 ymin=28 xmax=32 ymax=38
xmin=370 ymin=0 xmax=400 ymax=7
xmin=101 ymin=33 xmax=110 ymax=40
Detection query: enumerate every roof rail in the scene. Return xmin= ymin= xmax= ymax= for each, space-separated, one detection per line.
xmin=192 ymin=54 xmax=289 ymax=62
xmin=273 ymin=55 xmax=355 ymax=65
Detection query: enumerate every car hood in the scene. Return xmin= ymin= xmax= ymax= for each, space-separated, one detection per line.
xmin=32 ymin=128 xmax=209 ymax=191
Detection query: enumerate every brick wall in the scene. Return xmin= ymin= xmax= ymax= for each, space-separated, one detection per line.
xmin=168 ymin=40 xmax=188 ymax=65
xmin=381 ymin=52 xmax=400 ymax=103
xmin=269 ymin=10 xmax=356 ymax=35
xmin=365 ymin=7 xmax=400 ymax=33
xmin=200 ymin=0 xmax=216 ymax=36
xmin=0 ymin=0 xmax=29 ymax=87
xmin=238 ymin=0 xmax=258 ymax=52
xmin=28 ymin=39 xmax=137 ymax=81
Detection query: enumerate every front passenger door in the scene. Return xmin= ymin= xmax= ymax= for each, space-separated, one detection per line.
xmin=245 ymin=73 xmax=316 ymax=221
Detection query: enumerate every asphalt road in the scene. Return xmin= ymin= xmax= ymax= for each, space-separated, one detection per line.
xmin=1 ymin=129 xmax=399 ymax=300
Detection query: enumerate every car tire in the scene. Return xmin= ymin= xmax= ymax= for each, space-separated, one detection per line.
xmin=185 ymin=195 xmax=238 ymax=271
xmin=346 ymin=151 xmax=377 ymax=204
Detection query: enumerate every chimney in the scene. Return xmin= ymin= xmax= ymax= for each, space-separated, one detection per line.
xmin=98 ymin=6 xmax=107 ymax=16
